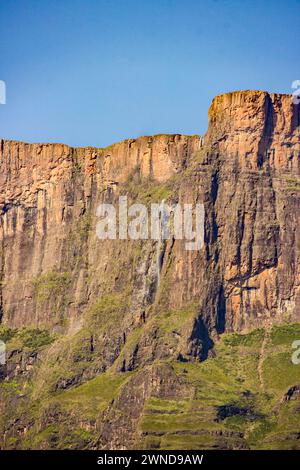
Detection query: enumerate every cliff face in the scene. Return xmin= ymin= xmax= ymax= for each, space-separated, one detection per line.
xmin=0 ymin=91 xmax=299 ymax=334
xmin=0 ymin=90 xmax=300 ymax=450
xmin=202 ymin=91 xmax=300 ymax=332
xmin=0 ymin=134 xmax=200 ymax=329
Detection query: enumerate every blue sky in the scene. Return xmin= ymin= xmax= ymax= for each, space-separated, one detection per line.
xmin=0 ymin=0 xmax=299 ymax=147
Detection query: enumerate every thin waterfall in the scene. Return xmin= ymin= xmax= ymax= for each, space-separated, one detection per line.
xmin=156 ymin=237 xmax=161 ymax=289
xmin=156 ymin=199 xmax=165 ymax=289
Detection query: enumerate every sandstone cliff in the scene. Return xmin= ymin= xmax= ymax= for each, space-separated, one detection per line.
xmin=0 ymin=90 xmax=299 ymax=450
xmin=0 ymin=91 xmax=299 ymax=334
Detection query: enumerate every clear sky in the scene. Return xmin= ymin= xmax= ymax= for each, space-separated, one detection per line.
xmin=0 ymin=0 xmax=299 ymax=148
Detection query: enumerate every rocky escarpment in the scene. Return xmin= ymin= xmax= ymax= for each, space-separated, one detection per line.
xmin=0 ymin=90 xmax=299 ymax=450
xmin=0 ymin=91 xmax=299 ymax=334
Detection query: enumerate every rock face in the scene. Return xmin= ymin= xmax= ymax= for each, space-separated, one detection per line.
xmin=0 ymin=90 xmax=299 ymax=450
xmin=0 ymin=134 xmax=200 ymax=329
xmin=0 ymin=91 xmax=299 ymax=334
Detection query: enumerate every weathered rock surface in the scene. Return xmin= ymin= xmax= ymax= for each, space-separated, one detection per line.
xmin=0 ymin=91 xmax=299 ymax=336
xmin=0 ymin=90 xmax=299 ymax=450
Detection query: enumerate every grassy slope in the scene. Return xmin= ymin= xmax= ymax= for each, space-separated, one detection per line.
xmin=139 ymin=324 xmax=300 ymax=449
xmin=1 ymin=323 xmax=300 ymax=449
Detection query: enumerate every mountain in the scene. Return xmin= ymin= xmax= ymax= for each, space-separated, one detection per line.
xmin=0 ymin=90 xmax=299 ymax=449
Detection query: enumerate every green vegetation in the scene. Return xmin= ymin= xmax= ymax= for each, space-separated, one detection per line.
xmin=0 ymin=325 xmax=15 ymax=343
xmin=12 ymin=328 xmax=54 ymax=350
xmin=138 ymin=324 xmax=300 ymax=449
xmin=154 ymin=304 xmax=198 ymax=334
xmin=113 ymin=304 xmax=198 ymax=371
xmin=55 ymin=371 xmax=132 ymax=417
xmin=284 ymin=177 xmax=300 ymax=192
xmin=1 ymin=379 xmax=23 ymax=396
xmin=33 ymin=271 xmax=72 ymax=304
xmin=263 ymin=352 xmax=299 ymax=393
xmin=27 ymin=291 xmax=130 ymax=398
xmin=270 ymin=323 xmax=300 ymax=345
xmin=1 ymin=321 xmax=300 ymax=450
xmin=120 ymin=168 xmax=173 ymax=206
xmin=137 ymin=183 xmax=173 ymax=206
xmin=0 ymin=326 xmax=54 ymax=351
xmin=87 ymin=292 xmax=124 ymax=327
xmin=77 ymin=212 xmax=92 ymax=236
xmin=223 ymin=328 xmax=264 ymax=347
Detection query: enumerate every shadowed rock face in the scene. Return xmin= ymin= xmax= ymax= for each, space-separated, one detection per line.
xmin=0 ymin=90 xmax=299 ymax=450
